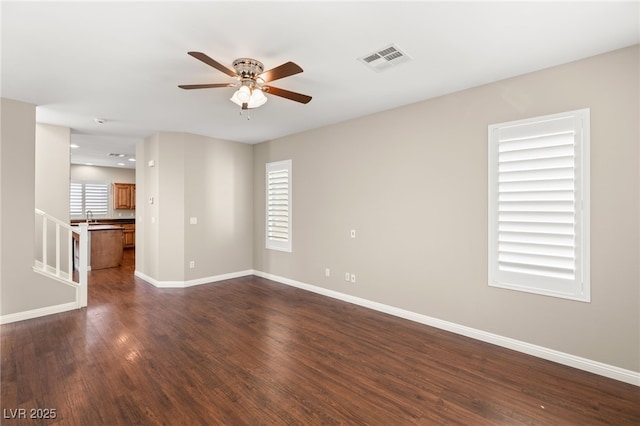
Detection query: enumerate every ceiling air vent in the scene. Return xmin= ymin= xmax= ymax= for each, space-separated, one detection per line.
xmin=358 ymin=44 xmax=412 ymax=72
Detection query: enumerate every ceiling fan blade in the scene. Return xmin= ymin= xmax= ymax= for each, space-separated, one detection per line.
xmin=178 ymin=83 xmax=235 ymax=90
xmin=259 ymin=62 xmax=303 ymax=83
xmin=187 ymin=52 xmax=236 ymax=77
xmin=263 ymin=86 xmax=312 ymax=104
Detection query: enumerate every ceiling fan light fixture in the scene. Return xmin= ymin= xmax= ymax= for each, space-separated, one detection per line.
xmin=230 ymin=86 xmax=268 ymax=109
xmin=238 ymin=85 xmax=251 ymax=102
xmin=230 ymin=90 xmax=242 ymax=106
xmin=230 ymin=89 xmax=248 ymax=106
xmin=248 ymin=88 xmax=267 ymax=108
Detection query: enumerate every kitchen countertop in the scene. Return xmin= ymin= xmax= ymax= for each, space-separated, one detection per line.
xmin=71 ymin=219 xmax=135 ymax=225
xmin=87 ymin=225 xmax=124 ymax=231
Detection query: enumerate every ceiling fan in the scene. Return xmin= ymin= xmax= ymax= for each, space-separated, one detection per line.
xmin=179 ymin=52 xmax=312 ymax=110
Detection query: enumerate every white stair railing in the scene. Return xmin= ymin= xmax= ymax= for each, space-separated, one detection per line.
xmin=34 ymin=209 xmax=88 ymax=308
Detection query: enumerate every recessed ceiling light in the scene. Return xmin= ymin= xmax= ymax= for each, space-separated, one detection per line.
xmin=85 ymin=163 xmax=94 ymax=166
xmin=117 ymin=162 xmax=125 ymax=166
xmin=128 ymin=158 xmax=136 ymax=162
xmin=70 ymin=144 xmax=80 ymax=149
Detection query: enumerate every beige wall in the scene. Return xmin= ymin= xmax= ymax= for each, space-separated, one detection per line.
xmin=253 ymin=45 xmax=640 ymax=372
xmin=136 ymin=133 xmax=160 ymax=279
xmin=1 ymin=99 xmax=75 ymax=316
xmin=36 ymin=124 xmax=70 ymax=219
xmin=35 ymin=123 xmax=72 ymax=269
xmin=182 ymin=133 xmax=253 ymax=280
xmin=136 ymin=132 xmax=253 ymax=283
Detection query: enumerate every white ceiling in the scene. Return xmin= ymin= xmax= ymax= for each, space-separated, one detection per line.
xmin=2 ymin=1 xmax=638 ymax=169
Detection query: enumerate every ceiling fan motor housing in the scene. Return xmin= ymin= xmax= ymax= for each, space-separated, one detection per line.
xmin=232 ymin=58 xmax=264 ymax=79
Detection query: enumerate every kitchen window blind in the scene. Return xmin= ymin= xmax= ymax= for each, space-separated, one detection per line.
xmin=266 ymin=160 xmax=292 ymax=252
xmin=70 ymin=182 xmax=84 ymax=217
xmin=70 ymin=181 xmax=109 ymax=219
xmin=488 ymin=109 xmax=590 ymax=301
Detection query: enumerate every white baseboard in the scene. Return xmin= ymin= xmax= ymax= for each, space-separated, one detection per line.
xmin=253 ymin=270 xmax=640 ymax=387
xmin=0 ymin=301 xmax=80 ymax=325
xmin=134 ymin=269 xmax=254 ymax=288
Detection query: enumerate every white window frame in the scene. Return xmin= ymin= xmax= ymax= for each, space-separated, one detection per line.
xmin=488 ymin=109 xmax=590 ymax=302
xmin=266 ymin=160 xmax=292 ymax=252
xmin=70 ymin=180 xmax=110 ymax=220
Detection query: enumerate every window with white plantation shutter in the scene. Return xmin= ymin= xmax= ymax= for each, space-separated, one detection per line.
xmin=266 ymin=160 xmax=292 ymax=252
xmin=488 ymin=109 xmax=590 ymax=302
xmin=69 ymin=181 xmax=109 ymax=220
xmin=70 ymin=182 xmax=84 ymax=218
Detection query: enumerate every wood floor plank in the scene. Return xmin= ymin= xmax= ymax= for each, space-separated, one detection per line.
xmin=2 ymin=250 xmax=639 ymax=425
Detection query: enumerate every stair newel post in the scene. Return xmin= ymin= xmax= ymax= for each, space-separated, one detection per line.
xmin=78 ymin=222 xmax=89 ymax=308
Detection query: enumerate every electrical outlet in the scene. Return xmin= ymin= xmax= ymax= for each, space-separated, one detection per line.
xmin=189 ymin=261 xmax=195 ymax=269
xmin=325 ymin=268 xmax=330 ymax=277
xmin=350 ymin=274 xmax=356 ymax=283
xmin=350 ymin=229 xmax=356 ymax=239
xmin=345 ymin=272 xmax=350 ymax=282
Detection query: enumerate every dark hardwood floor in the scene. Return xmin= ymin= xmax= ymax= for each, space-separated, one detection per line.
xmin=2 ymin=249 xmax=639 ymax=425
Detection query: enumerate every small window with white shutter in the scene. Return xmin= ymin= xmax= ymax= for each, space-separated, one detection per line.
xmin=266 ymin=160 xmax=292 ymax=252
xmin=70 ymin=181 xmax=109 ymax=220
xmin=488 ymin=109 xmax=590 ymax=302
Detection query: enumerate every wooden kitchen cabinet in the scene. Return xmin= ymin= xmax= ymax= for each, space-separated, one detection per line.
xmin=113 ymin=183 xmax=136 ymax=210
xmin=122 ymin=223 xmax=135 ymax=248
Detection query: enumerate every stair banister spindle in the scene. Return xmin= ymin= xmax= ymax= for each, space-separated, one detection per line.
xmin=55 ymin=222 xmax=61 ymax=276
xmin=42 ymin=218 xmax=48 ymax=268
xmin=33 ymin=208 xmax=88 ymax=310
xmin=68 ymin=227 xmax=73 ymax=280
